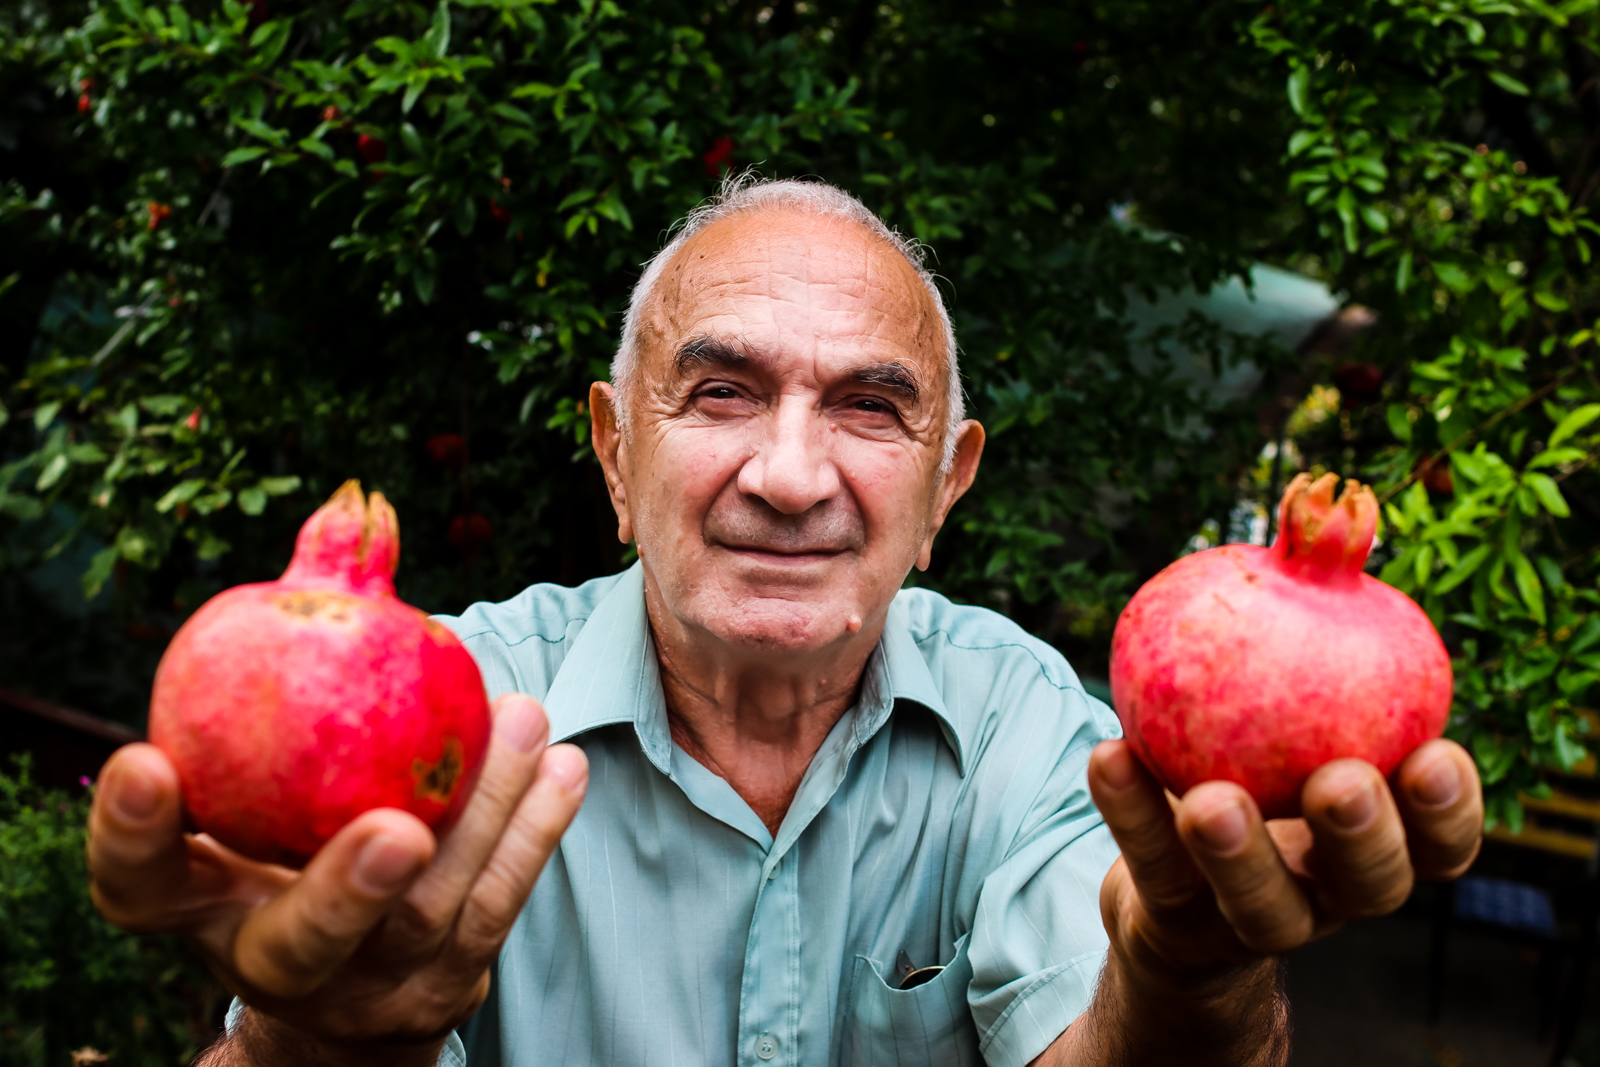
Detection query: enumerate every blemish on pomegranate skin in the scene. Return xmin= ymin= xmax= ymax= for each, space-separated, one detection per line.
xmin=275 ymin=591 xmax=354 ymax=621
xmin=413 ymin=737 xmax=465 ymax=802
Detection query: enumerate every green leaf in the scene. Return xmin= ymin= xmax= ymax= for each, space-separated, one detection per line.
xmin=156 ymin=479 xmax=206 ymax=512
xmin=236 ymin=117 xmax=286 ymax=147
xmin=82 ymin=547 xmax=118 ymax=600
xmin=1433 ymin=543 xmax=1493 ymax=596
xmin=1526 ymin=447 xmax=1587 ymax=469
xmin=422 ymin=0 xmax=451 ymax=59
xmin=1287 ymin=67 xmax=1311 ymax=116
xmin=1510 ymin=550 xmax=1547 ymax=625
xmin=1386 ymin=404 xmax=1413 ymax=443
xmin=1433 ymin=262 xmax=1473 ymax=292
xmin=236 ymin=486 xmax=267 ymax=515
xmin=1533 ymin=290 xmax=1570 ymax=312
xmin=1524 ymin=473 xmax=1570 ymax=517
xmin=1488 ymin=70 xmax=1530 ymax=96
xmin=35 ymin=454 xmax=68 ymax=491
xmin=221 ymin=146 xmax=269 ymax=167
xmin=257 ymin=476 xmax=302 ymax=495
xmin=1549 ymin=404 xmax=1600 ymax=448
xmin=33 ymin=401 xmax=61 ymax=431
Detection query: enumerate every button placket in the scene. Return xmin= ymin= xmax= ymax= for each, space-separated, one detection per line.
xmin=755 ymin=1033 xmax=779 ymax=1060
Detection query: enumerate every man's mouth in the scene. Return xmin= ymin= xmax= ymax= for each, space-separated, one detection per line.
xmin=716 ymin=543 xmax=848 ymax=564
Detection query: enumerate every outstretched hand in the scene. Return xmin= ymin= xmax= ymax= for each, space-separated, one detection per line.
xmin=1089 ymin=737 xmax=1482 ymax=977
xmin=87 ymin=693 xmax=587 ymax=1064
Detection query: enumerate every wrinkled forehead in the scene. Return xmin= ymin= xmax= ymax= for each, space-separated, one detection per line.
xmin=639 ymin=208 xmax=946 ymax=382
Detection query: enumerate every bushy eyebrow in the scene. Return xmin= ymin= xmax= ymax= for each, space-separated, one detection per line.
xmin=673 ymin=335 xmax=922 ymax=408
xmin=674 ymin=336 xmax=748 ymax=374
xmin=849 ymin=361 xmax=921 ymax=407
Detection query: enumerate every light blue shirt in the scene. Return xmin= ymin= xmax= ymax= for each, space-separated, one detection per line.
xmin=429 ymin=562 xmax=1122 ymax=1067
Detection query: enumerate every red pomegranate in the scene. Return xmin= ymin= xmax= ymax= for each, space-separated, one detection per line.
xmin=356 ymin=134 xmax=388 ymax=164
xmin=1110 ymin=472 xmax=1452 ymax=817
xmin=149 ymin=481 xmax=491 ymax=865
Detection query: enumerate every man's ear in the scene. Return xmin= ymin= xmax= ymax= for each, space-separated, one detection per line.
xmin=589 ymin=381 xmax=634 ymax=544
xmin=916 ymin=419 xmax=985 ymax=572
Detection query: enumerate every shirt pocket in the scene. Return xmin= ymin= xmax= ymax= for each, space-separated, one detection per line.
xmin=838 ymin=933 xmax=982 ymax=1067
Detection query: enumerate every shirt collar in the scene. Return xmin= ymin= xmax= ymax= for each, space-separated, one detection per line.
xmin=540 ymin=562 xmax=964 ymax=775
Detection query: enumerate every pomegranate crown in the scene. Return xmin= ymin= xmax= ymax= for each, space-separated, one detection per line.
xmin=280 ymin=480 xmax=400 ymax=594
xmin=1269 ymin=471 xmax=1377 ymax=581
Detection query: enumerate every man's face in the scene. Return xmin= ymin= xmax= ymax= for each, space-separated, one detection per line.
xmin=592 ymin=208 xmax=983 ymax=659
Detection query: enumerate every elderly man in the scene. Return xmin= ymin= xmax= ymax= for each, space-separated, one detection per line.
xmin=88 ymin=178 xmax=1482 ymax=1066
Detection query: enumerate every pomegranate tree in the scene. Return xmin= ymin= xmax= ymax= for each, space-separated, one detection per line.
xmin=149 ymin=481 xmax=491 ymax=865
xmin=1110 ymin=472 xmax=1452 ymax=818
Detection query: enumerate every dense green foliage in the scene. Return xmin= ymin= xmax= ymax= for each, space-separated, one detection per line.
xmin=0 ymin=759 xmax=220 ymax=1066
xmin=1253 ymin=0 xmax=1600 ymax=827
xmin=2 ymin=0 xmax=1599 ymax=828
xmin=0 ymin=0 xmax=1300 ymax=714
xmin=2 ymin=0 xmax=1600 ymax=1058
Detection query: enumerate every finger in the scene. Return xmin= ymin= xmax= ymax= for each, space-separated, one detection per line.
xmin=396 ymin=694 xmax=551 ymax=936
xmin=1392 ymin=739 xmax=1483 ymax=880
xmin=231 ymin=808 xmax=434 ymax=999
xmin=1087 ymin=741 xmax=1207 ymax=915
xmin=452 ymin=743 xmax=588 ymax=960
xmin=1175 ymin=781 xmax=1314 ymax=955
xmin=87 ymin=744 xmax=189 ymax=930
xmin=1300 ymin=759 xmax=1412 ymax=919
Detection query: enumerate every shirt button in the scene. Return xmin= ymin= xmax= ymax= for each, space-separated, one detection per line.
xmin=756 ymin=1033 xmax=779 ymax=1060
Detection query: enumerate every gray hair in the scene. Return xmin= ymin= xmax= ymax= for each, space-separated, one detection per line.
xmin=610 ymin=174 xmax=965 ymax=470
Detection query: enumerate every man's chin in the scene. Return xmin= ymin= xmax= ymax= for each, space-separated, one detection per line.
xmin=696 ymin=591 xmax=862 ymax=656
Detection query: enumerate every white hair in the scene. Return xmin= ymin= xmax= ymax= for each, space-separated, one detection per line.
xmin=610 ymin=173 xmax=965 ymax=470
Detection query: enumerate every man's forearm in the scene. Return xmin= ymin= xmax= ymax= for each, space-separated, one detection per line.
xmin=193 ymin=1008 xmax=446 ymax=1067
xmin=1037 ymin=953 xmax=1290 ymax=1067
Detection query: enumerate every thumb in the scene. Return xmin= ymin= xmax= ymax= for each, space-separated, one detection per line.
xmin=231 ymin=809 xmax=435 ymax=1000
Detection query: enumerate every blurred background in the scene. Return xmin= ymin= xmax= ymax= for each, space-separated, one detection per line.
xmin=2 ymin=0 xmax=1599 ymax=1063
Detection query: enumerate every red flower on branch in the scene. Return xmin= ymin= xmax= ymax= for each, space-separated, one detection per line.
xmin=147 ymin=202 xmax=173 ymax=231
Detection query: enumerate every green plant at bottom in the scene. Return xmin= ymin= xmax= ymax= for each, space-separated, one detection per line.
xmin=0 ymin=757 xmax=222 ymax=1067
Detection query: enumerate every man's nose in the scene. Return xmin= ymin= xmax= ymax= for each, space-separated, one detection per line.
xmin=736 ymin=394 xmax=841 ymax=515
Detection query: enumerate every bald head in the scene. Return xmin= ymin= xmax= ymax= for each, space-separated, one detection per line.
xmin=611 ymin=176 xmax=964 ymax=469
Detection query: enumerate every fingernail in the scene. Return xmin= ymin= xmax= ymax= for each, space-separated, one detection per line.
xmin=1098 ymin=744 xmax=1139 ymax=791
xmin=112 ymin=762 xmax=158 ymax=821
xmin=1193 ymin=800 xmax=1248 ymax=853
xmin=1329 ymin=781 xmax=1378 ymax=830
xmin=353 ymin=834 xmax=422 ymax=894
xmin=1415 ymin=757 xmax=1461 ymax=807
xmin=544 ymin=746 xmax=588 ymax=793
xmin=495 ymin=697 xmax=547 ymax=754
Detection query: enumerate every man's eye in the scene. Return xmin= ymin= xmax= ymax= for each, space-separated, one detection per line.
xmin=853 ymin=397 xmax=895 ymax=415
xmin=701 ymin=385 xmax=741 ymax=400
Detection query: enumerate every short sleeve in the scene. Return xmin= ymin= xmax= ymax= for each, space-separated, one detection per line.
xmin=962 ymin=682 xmax=1123 ymax=1067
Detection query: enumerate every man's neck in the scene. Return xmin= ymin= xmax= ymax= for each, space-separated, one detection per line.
xmin=646 ymin=590 xmax=885 ymax=838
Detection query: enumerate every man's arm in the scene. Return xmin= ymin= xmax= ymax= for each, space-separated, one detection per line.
xmin=1033 ymin=737 xmax=1481 ymax=1066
